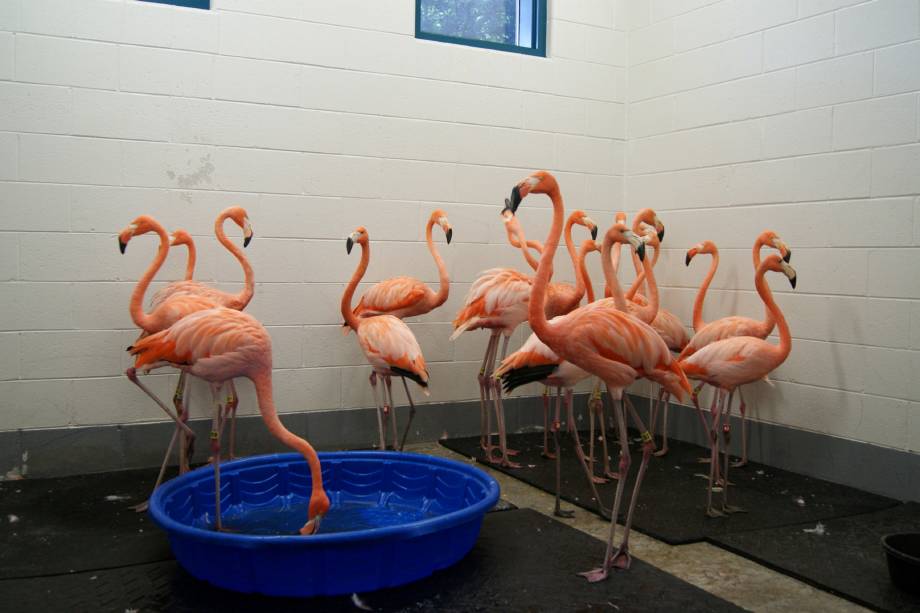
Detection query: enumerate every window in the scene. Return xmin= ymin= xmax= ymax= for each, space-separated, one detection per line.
xmin=416 ymin=0 xmax=547 ymax=57
xmin=139 ymin=0 xmax=210 ymax=9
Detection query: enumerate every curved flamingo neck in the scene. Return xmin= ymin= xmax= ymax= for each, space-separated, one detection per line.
xmin=754 ymin=264 xmax=791 ymax=361
xmin=182 ymin=241 xmax=196 ymax=281
xmin=529 ymin=187 xmax=565 ymax=346
xmin=505 ymin=217 xmax=542 ymax=271
xmin=752 ymin=236 xmax=777 ymax=331
xmin=625 ymin=245 xmax=659 ymax=301
xmin=562 ymin=215 xmax=586 ymax=308
xmin=578 ymin=242 xmax=596 ymax=303
xmin=601 ymin=236 xmax=628 ymax=312
xmin=341 ymin=240 xmax=369 ymax=331
xmin=215 ymin=213 xmax=254 ymax=310
xmin=130 ymin=222 xmax=170 ymax=332
xmin=252 ymin=375 xmax=325 ymax=511
xmin=692 ymin=249 xmax=719 ymax=332
xmin=426 ymin=219 xmax=450 ymax=308
xmin=631 ymin=244 xmax=659 ymax=323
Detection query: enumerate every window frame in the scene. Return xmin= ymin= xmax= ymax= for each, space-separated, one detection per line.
xmin=139 ymin=0 xmax=210 ymax=9
xmin=415 ymin=0 xmax=547 ymax=57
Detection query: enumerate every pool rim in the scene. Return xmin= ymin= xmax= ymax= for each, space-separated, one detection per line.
xmin=148 ymin=450 xmax=501 ymax=548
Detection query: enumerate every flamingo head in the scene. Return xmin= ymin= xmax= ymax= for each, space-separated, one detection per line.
xmin=169 ymin=229 xmax=193 ymax=248
xmin=757 ymin=230 xmax=791 ymax=263
xmin=505 ymin=170 xmax=557 ymax=214
xmin=431 ymin=209 xmax=452 ymax=244
xmin=299 ymin=490 xmax=331 ymax=536
xmin=346 ymin=226 xmax=368 ymax=254
xmin=763 ymin=254 xmax=798 ymax=289
xmin=634 ymin=208 xmax=665 ymax=242
xmin=580 ymin=238 xmax=601 ymax=255
xmin=222 ymin=206 xmax=254 ymax=248
xmin=569 ymin=210 xmax=599 ymax=240
xmin=615 ymin=211 xmax=627 ymax=225
xmin=685 ymin=240 xmax=718 ymax=266
xmin=605 ymin=222 xmax=645 ymax=262
xmin=637 ymin=223 xmax=661 ymax=250
xmin=117 ymin=215 xmax=158 ymax=254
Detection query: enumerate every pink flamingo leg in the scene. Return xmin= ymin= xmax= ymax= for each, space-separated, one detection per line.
xmin=368 ymin=372 xmax=387 ymax=450
xmin=706 ymin=390 xmax=726 ymax=518
xmin=541 ymin=387 xmax=555 ymax=459
xmin=733 ymin=386 xmax=749 ymax=468
xmin=565 ymin=389 xmax=612 ymax=518
xmin=397 ymin=376 xmax=417 ymax=451
xmin=208 ymin=383 xmax=224 ymax=532
xmin=126 ymin=368 xmax=196 ymax=439
xmin=479 ymin=332 xmax=499 ymax=455
xmin=551 ymin=388 xmax=574 ymax=518
xmin=130 ymin=425 xmax=179 ymax=513
xmin=721 ymin=390 xmax=746 ymax=513
xmin=225 ymin=380 xmax=239 ymax=460
xmin=580 ymin=390 xmax=631 ymax=582
xmin=175 ymin=373 xmax=192 ymax=473
xmin=652 ymin=387 xmax=670 ymax=458
xmin=383 ymin=375 xmax=398 ymax=451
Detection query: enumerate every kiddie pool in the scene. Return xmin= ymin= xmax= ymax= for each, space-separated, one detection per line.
xmin=148 ymin=451 xmax=500 ymax=597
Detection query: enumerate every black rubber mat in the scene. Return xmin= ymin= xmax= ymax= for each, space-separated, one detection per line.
xmin=711 ymin=503 xmax=920 ymax=612
xmin=0 ymin=508 xmax=744 ymax=612
xmin=0 ymin=467 xmax=173 ymax=579
xmin=440 ymin=432 xmax=900 ymax=545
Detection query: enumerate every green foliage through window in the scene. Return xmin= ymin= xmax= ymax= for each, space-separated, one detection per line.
xmin=416 ymin=0 xmax=546 ymax=57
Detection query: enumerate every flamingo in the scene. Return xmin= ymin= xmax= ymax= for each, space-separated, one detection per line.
xmin=497 ymin=236 xmax=638 ymax=520
xmin=450 ymin=209 xmax=597 ymax=468
xmin=128 ymin=307 xmax=329 ymax=535
xmin=118 ymin=215 xmax=223 ymax=508
xmin=344 ymin=209 xmax=452 ymax=329
xmin=167 ymin=229 xmax=196 ymax=284
xmin=342 ymin=227 xmax=430 ymax=451
xmin=679 ymin=254 xmax=796 ymax=517
xmin=678 ymin=231 xmax=791 ymax=467
xmin=507 ymin=170 xmax=691 ymax=581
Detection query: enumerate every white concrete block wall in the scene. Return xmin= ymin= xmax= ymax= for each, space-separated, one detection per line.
xmin=624 ymin=0 xmax=920 ymax=454
xmin=0 ymin=0 xmax=626 ymax=431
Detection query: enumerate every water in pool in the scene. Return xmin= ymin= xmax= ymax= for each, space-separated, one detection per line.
xmin=214 ymin=499 xmax=436 ymax=536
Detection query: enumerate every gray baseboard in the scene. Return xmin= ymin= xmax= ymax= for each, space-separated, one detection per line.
xmin=1 ymin=392 xmax=917 ymax=504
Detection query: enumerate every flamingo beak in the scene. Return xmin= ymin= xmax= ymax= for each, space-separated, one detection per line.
xmin=655 ymin=218 xmax=665 ymax=242
xmin=584 ymin=216 xmax=598 ymax=240
xmin=346 ymin=236 xmax=354 ymax=254
xmin=242 ymin=220 xmax=253 ymax=247
xmin=119 ymin=239 xmax=127 ymax=254
xmin=781 ymin=261 xmax=797 ymax=289
xmin=685 ymin=249 xmax=697 ymax=266
xmin=625 ymin=230 xmax=645 ymax=261
xmin=445 ymin=227 xmax=453 ymax=244
xmin=772 ymin=237 xmax=791 ymax=262
xmin=504 ymin=185 xmax=522 ymax=215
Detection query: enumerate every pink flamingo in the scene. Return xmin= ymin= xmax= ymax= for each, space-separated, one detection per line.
xmin=342 ymin=227 xmax=430 ymax=451
xmin=167 ymin=229 xmax=196 ymax=284
xmin=451 ymin=208 xmax=597 ymax=468
xmin=118 ymin=215 xmax=223 ymax=508
xmin=129 ymin=307 xmax=329 ymax=535
xmin=345 ymin=209 xmax=452 ymax=329
xmin=679 ymin=254 xmax=796 ymax=517
xmin=508 ymin=170 xmax=691 ymax=580
xmin=679 ymin=230 xmax=791 ymax=467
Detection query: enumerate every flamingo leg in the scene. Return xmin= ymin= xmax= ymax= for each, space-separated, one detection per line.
xmin=126 ymin=368 xmax=196 ymax=439
xmin=130 ymin=425 xmax=179 ymax=513
xmin=597 ymin=391 xmax=617 ymax=479
xmin=721 ymin=390 xmax=745 ymax=514
xmin=652 ymin=387 xmax=670 ymax=458
xmin=225 ymin=380 xmax=239 ymax=460
xmin=369 ymin=372 xmax=386 ymax=450
xmin=397 ymin=376 xmax=417 ymax=451
xmin=565 ymin=389 xmax=612 ymax=518
xmin=610 ymin=409 xmax=656 ymax=571
xmin=495 ymin=334 xmax=520 ymax=456
xmin=580 ymin=389 xmax=630 ymax=582
xmin=479 ymin=332 xmax=499 ymax=455
xmin=383 ymin=375 xmax=398 ymax=451
xmin=172 ymin=371 xmax=192 ymax=473
xmin=551 ymin=388 xmax=574 ymax=518
xmin=733 ymin=386 xmax=749 ymax=468
xmin=208 ymin=383 xmax=224 ymax=532
xmin=706 ymin=390 xmax=726 ymax=518
xmin=541 ymin=386 xmax=555 ymax=459
xmin=588 ymin=392 xmax=596 ymax=474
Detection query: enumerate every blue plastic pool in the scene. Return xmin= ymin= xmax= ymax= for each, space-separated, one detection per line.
xmin=148 ymin=451 xmax=500 ymax=597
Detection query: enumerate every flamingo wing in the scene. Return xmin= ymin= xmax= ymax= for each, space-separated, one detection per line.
xmin=354 ymin=277 xmax=429 ymax=318
xmin=652 ymin=308 xmax=690 ymax=352
xmin=452 ymin=268 xmax=531 ymax=336
xmin=680 ymin=316 xmax=765 ymax=359
xmin=680 ymin=335 xmax=776 ymax=389
xmin=358 ymin=315 xmax=429 ymax=386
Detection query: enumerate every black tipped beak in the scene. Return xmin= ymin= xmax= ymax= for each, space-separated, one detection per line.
xmin=657 ymin=227 xmax=665 ymax=242
xmin=783 ymin=249 xmax=792 ymax=263
xmin=119 ymin=240 xmax=127 ymax=254
xmin=636 ymin=241 xmax=646 ymax=262
xmin=346 ymin=237 xmax=354 ymax=254
xmin=244 ymin=233 xmax=253 ymax=248
xmin=446 ymin=228 xmax=453 ymax=244
xmin=590 ymin=226 xmax=598 ymax=240
xmin=507 ymin=185 xmax=522 ymax=213
xmin=685 ymin=253 xmax=692 ymax=266
xmin=789 ymin=275 xmax=797 ymax=289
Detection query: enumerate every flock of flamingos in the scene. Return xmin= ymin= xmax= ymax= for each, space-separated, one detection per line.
xmin=118 ymin=170 xmax=795 ymax=581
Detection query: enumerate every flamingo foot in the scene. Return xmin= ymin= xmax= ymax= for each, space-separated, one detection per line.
xmin=505 ymin=448 xmax=521 ymax=456
xmin=731 ymin=459 xmax=748 ymax=469
xmin=722 ymin=504 xmax=747 ymax=514
xmin=653 ymin=445 xmax=669 ymax=458
xmin=541 ymin=451 xmax=557 ymax=460
xmin=500 ymin=458 xmax=523 ymax=469
xmin=605 ymin=471 xmax=621 ymax=480
xmin=697 ymin=456 xmax=711 ymax=464
xmin=610 ymin=546 xmax=632 ymax=570
xmin=591 ymin=475 xmax=609 ymax=484
xmin=579 ymin=566 xmax=610 ymax=583
xmin=554 ymin=507 xmax=575 ymax=519
xmin=706 ymin=506 xmax=726 ymax=518
xmin=130 ymin=500 xmax=149 ymax=513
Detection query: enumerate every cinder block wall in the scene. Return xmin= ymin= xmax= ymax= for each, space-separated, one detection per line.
xmin=624 ymin=0 xmax=920 ymax=454
xmin=0 ymin=1 xmax=626 ymax=436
